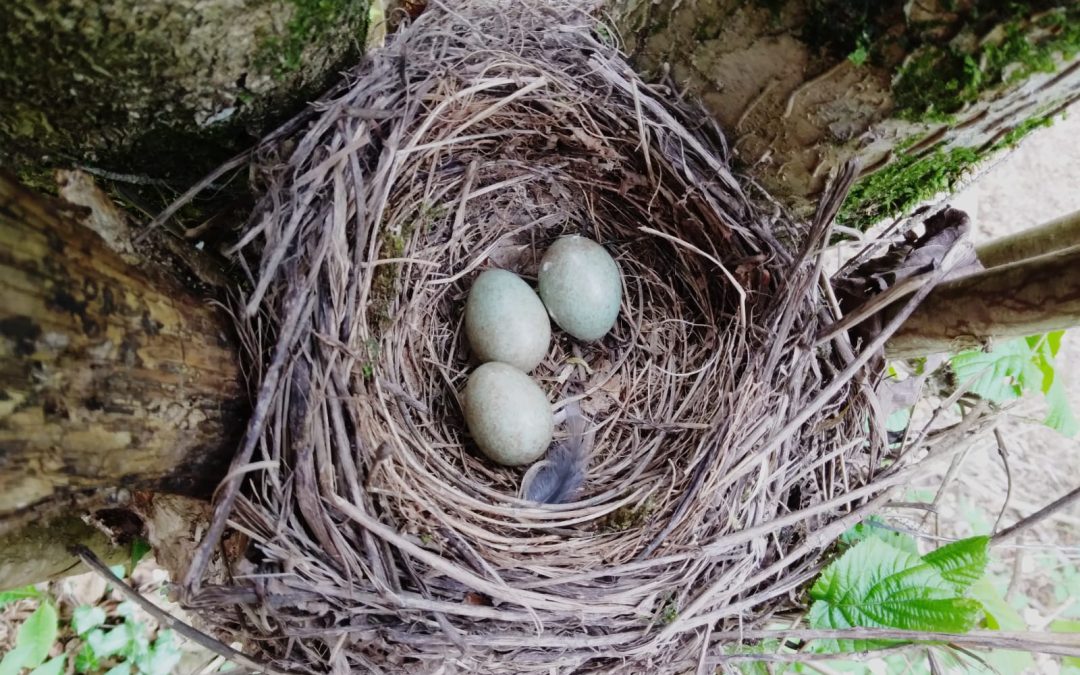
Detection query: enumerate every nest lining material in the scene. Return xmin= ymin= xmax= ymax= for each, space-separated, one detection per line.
xmin=183 ymin=2 xmax=913 ymax=672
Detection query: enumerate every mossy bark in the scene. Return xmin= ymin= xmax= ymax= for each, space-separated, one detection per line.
xmin=0 ymin=0 xmax=368 ymax=190
xmin=614 ymin=0 xmax=1080 ymax=226
xmin=0 ymin=173 xmax=246 ymax=537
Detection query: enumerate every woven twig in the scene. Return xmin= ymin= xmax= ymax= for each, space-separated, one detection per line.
xmin=181 ymin=3 xmax=993 ymax=672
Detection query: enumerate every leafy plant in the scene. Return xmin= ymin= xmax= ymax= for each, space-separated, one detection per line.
xmin=951 ymin=330 xmax=1078 ymax=436
xmin=72 ymin=601 xmax=182 ymax=675
xmin=808 ymin=535 xmax=988 ymax=652
xmin=0 ymin=574 xmax=183 ymax=675
xmin=0 ymin=586 xmax=40 ymax=608
xmin=0 ymin=601 xmax=62 ymax=675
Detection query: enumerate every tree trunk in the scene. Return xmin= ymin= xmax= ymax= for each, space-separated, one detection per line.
xmin=614 ymin=1 xmax=1080 ymax=225
xmin=0 ymin=173 xmax=245 ymax=586
xmin=0 ymin=0 xmax=368 ymax=192
xmin=886 ymin=244 xmax=1080 ymax=358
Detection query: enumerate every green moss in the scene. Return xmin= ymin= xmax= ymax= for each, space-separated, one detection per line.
xmin=995 ymin=111 xmax=1057 ymax=149
xmin=368 ymin=220 xmax=417 ymax=332
xmin=892 ymin=47 xmax=981 ymax=123
xmin=657 ymin=592 xmax=679 ymax=625
xmin=1 ymin=0 xmax=367 ymax=200
xmin=838 ymin=146 xmax=981 ymax=229
xmin=894 ymin=5 xmax=1080 ymax=122
xmin=599 ymin=498 xmax=656 ymax=532
xmin=801 ymin=0 xmax=904 ymax=61
xmin=260 ymin=0 xmax=368 ymax=77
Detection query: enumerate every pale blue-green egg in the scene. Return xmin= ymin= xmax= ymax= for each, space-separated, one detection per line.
xmin=462 ymin=362 xmax=553 ymax=466
xmin=465 ymin=269 xmax=551 ymax=372
xmin=538 ymin=236 xmax=622 ymax=341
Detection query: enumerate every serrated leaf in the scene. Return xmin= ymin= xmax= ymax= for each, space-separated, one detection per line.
xmin=952 ymin=340 xmax=1039 ymax=402
xmin=123 ymin=627 xmax=150 ymax=665
xmin=921 ymin=536 xmax=989 ymax=592
xmin=72 ymin=606 xmax=107 ymax=636
xmin=15 ymin=602 xmax=58 ymax=668
xmin=74 ymin=643 xmax=99 ymax=673
xmin=0 ymin=585 xmax=41 ymax=607
xmin=955 ymin=333 xmax=1076 ymax=437
xmin=28 ymin=654 xmax=66 ymax=675
xmin=1044 ymin=378 xmax=1079 ymax=437
xmin=142 ymin=630 xmax=182 ymax=675
xmin=87 ymin=625 xmax=133 ymax=659
xmin=839 ymin=518 xmax=919 ymax=554
xmin=809 ymin=538 xmax=983 ymax=652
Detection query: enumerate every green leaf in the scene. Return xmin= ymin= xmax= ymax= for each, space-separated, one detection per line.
xmin=848 ymin=45 xmax=869 ymax=66
xmin=15 ymin=602 xmax=59 ymax=668
xmin=0 ymin=585 xmax=41 ymax=607
xmin=142 ymin=630 xmax=183 ymax=675
xmin=123 ymin=626 xmax=151 ymax=665
xmin=116 ymin=601 xmax=139 ymax=621
xmin=130 ymin=538 xmax=152 ymax=569
xmin=808 ymin=538 xmax=983 ymax=652
xmin=954 ymin=333 xmax=1077 ymax=436
xmin=1052 ymin=619 xmax=1080 ymax=668
xmin=0 ymin=645 xmax=33 ymax=675
xmin=951 ymin=339 xmax=1039 ymax=402
xmin=921 ymin=536 xmax=989 ymax=592
xmin=28 ymin=654 xmax=66 ymax=675
xmin=1044 ymin=377 xmax=1079 ymax=437
xmin=72 ymin=606 xmax=107 ymax=636
xmin=87 ymin=625 xmax=133 ymax=659
xmin=969 ymin=576 xmax=1033 ymax=672
xmin=74 ymin=643 xmax=99 ymax=674
xmin=969 ymin=578 xmax=1024 ymax=631
xmin=839 ymin=518 xmax=919 ymax=554
xmin=103 ymin=663 xmax=132 ymax=675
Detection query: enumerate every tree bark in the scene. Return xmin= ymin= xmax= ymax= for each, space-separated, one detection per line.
xmin=976 ymin=207 xmax=1080 ymax=268
xmin=886 ymin=244 xmax=1080 ymax=358
xmin=1 ymin=0 xmax=368 ymax=190
xmin=0 ymin=173 xmax=245 ymax=539
xmin=613 ymin=1 xmax=1080 ymax=224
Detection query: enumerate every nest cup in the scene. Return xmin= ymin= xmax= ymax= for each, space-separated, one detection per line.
xmin=197 ymin=3 xmax=882 ymax=672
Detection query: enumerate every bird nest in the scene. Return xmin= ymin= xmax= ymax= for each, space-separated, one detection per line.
xmin=181 ymin=3 xmax=909 ymax=672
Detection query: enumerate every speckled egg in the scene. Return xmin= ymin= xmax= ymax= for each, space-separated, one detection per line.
xmin=465 ymin=269 xmax=551 ymax=372
xmin=462 ymin=362 xmax=553 ymax=466
xmin=538 ymin=236 xmax=622 ymax=341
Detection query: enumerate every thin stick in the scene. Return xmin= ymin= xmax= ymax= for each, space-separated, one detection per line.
xmin=72 ymin=546 xmax=295 ymax=675
xmin=707 ymin=627 xmax=1080 ymax=660
xmin=991 ymin=428 xmax=1015 ymax=534
xmin=992 ymin=484 xmax=1080 ymax=545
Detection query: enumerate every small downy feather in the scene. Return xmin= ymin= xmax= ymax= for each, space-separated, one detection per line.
xmin=521 ymin=400 xmax=591 ymax=504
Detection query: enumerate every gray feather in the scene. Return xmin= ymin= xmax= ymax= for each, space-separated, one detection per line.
xmin=522 ymin=402 xmax=590 ymax=504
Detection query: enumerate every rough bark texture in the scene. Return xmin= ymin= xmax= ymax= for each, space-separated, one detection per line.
xmin=0 ymin=173 xmax=246 ymax=534
xmin=0 ymin=515 xmax=128 ymax=590
xmin=886 ymin=244 xmax=1080 ymax=358
xmin=0 ymin=0 xmax=368 ymax=189
xmin=976 ymin=207 xmax=1080 ymax=267
xmin=614 ymin=1 xmax=1080 ymax=225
